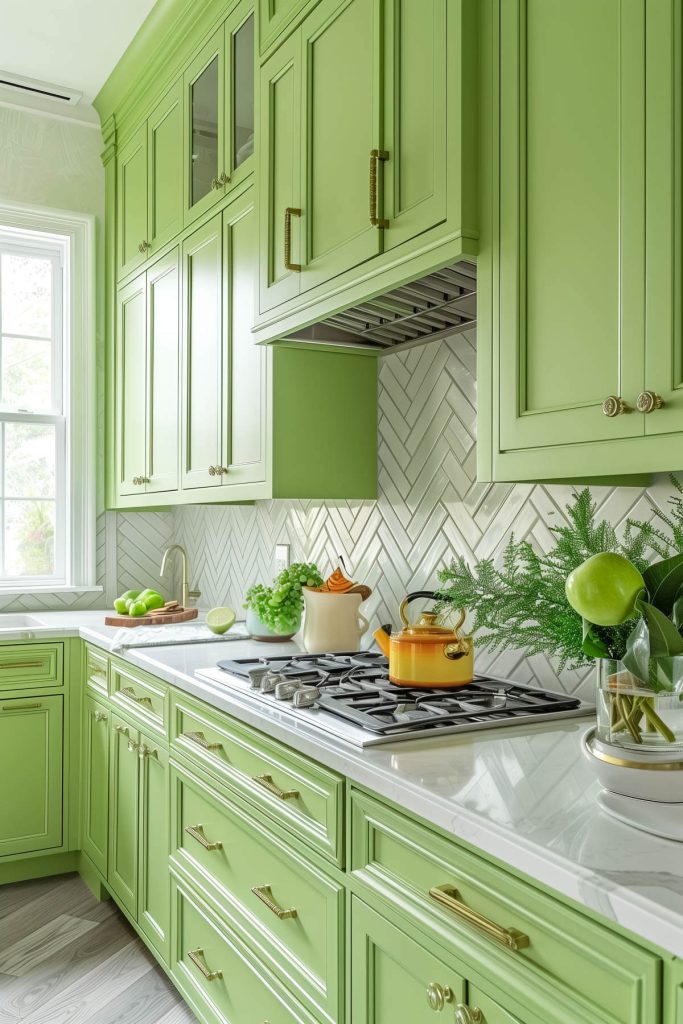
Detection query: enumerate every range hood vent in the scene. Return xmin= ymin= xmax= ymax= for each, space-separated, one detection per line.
xmin=0 ymin=72 xmax=82 ymax=106
xmin=284 ymin=259 xmax=476 ymax=354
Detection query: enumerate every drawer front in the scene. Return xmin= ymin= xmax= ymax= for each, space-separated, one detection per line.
xmin=171 ymin=691 xmax=342 ymax=863
xmin=84 ymin=644 xmax=108 ymax=697
xmin=350 ymin=789 xmax=660 ymax=1024
xmin=0 ymin=643 xmax=63 ymax=691
xmin=111 ymin=661 xmax=168 ymax=736
xmin=171 ymin=760 xmax=342 ymax=1023
xmin=171 ymin=873 xmax=319 ymax=1024
xmin=467 ymin=984 xmax=525 ymax=1024
xmin=351 ymin=896 xmax=466 ymax=1024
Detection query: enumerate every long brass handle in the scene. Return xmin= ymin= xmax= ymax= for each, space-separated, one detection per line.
xmin=183 ymin=730 xmax=223 ymax=752
xmin=251 ymin=885 xmax=297 ymax=920
xmin=252 ymin=773 xmax=299 ymax=801
xmin=187 ymin=948 xmax=222 ymax=981
xmin=185 ymin=824 xmax=223 ymax=851
xmin=0 ymin=661 xmax=43 ymax=670
xmin=284 ymin=207 xmax=301 ymax=272
xmin=637 ymin=390 xmax=664 ymax=413
xmin=2 ymin=702 xmax=42 ymax=711
xmin=121 ymin=686 xmax=152 ymax=705
xmin=94 ymin=710 xmax=108 ymax=722
xmin=369 ymin=149 xmax=389 ymax=228
xmin=428 ymin=885 xmax=529 ymax=951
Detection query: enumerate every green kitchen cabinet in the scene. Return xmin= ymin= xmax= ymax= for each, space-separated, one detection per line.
xmin=0 ymin=694 xmax=63 ymax=857
xmin=137 ymin=734 xmax=170 ymax=962
xmin=115 ymin=275 xmax=147 ymax=497
xmin=183 ymin=1 xmax=254 ymax=226
xmin=259 ymin=0 xmax=316 ymax=53
xmin=81 ymin=694 xmax=109 ymax=877
xmin=467 ymin=985 xmax=527 ymax=1024
xmin=116 ymin=124 xmax=148 ymax=279
xmin=147 ymin=79 xmax=184 ymax=256
xmin=108 ymin=711 xmax=139 ymax=916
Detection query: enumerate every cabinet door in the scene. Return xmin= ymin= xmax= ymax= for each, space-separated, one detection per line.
xmin=117 ymin=124 xmax=148 ymax=278
xmin=224 ymin=2 xmax=255 ymax=189
xmin=0 ymin=694 xmax=62 ymax=856
xmin=350 ymin=897 xmax=465 ymax=1024
xmin=184 ymin=29 xmax=225 ymax=225
xmin=259 ymin=31 xmax=302 ymax=312
xmin=222 ymin=192 xmax=267 ymax=486
xmin=382 ymin=0 xmax=447 ymax=250
xmin=300 ymin=0 xmax=382 ymax=290
xmin=147 ymin=79 xmax=183 ymax=254
xmin=108 ymin=713 xmax=139 ymax=917
xmin=81 ymin=695 xmax=109 ymax=876
xmin=498 ymin=0 xmax=645 ymax=451
xmin=181 ymin=216 xmax=223 ymax=490
xmin=115 ymin=275 xmax=147 ymax=497
xmin=146 ymin=249 xmax=180 ymax=495
xmin=467 ymin=985 xmax=525 ymax=1024
xmin=138 ymin=735 xmax=169 ymax=962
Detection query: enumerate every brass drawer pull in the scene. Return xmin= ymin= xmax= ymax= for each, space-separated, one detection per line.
xmin=2 ymin=702 xmax=42 ymax=711
xmin=183 ymin=730 xmax=223 ymax=752
xmin=284 ymin=207 xmax=301 ymax=272
xmin=602 ymin=395 xmax=629 ymax=417
xmin=369 ymin=148 xmax=389 ymax=228
xmin=185 ymin=824 xmax=222 ymax=851
xmin=127 ymin=739 xmax=140 ymax=753
xmin=113 ymin=724 xmax=129 ymax=735
xmin=637 ymin=390 xmax=664 ymax=413
xmin=252 ymin=773 xmax=299 ymax=801
xmin=251 ymin=885 xmax=297 ymax=920
xmin=428 ymin=885 xmax=529 ymax=951
xmin=426 ymin=982 xmax=453 ymax=1011
xmin=94 ymin=710 xmax=108 ymax=722
xmin=187 ymin=947 xmax=222 ymax=981
xmin=0 ymin=661 xmax=43 ymax=670
xmin=138 ymin=743 xmax=157 ymax=760
xmin=454 ymin=1007 xmax=482 ymax=1024
xmin=121 ymin=686 xmax=152 ymax=705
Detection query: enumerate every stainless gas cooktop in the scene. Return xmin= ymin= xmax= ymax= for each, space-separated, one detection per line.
xmin=195 ymin=651 xmax=594 ymax=748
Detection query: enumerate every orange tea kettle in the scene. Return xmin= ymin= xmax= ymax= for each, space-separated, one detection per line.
xmin=373 ymin=590 xmax=473 ymax=688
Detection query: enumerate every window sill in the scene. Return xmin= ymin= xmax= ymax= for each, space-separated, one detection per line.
xmin=0 ymin=585 xmax=104 ymax=598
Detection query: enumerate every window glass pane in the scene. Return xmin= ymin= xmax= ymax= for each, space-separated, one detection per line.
xmin=4 ymin=500 xmax=55 ymax=576
xmin=5 ymin=422 xmax=56 ymax=499
xmin=234 ymin=15 xmax=254 ymax=168
xmin=2 ymin=337 xmax=52 ymax=410
xmin=191 ymin=56 xmax=219 ymax=206
xmin=1 ymin=253 xmax=52 ymax=338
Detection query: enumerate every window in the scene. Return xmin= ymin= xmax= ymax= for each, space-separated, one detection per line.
xmin=0 ymin=205 xmax=96 ymax=593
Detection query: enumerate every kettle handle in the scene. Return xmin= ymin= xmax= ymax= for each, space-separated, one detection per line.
xmin=399 ymin=591 xmax=466 ymax=634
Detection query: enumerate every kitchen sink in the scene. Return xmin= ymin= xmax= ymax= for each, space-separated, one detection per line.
xmin=0 ymin=614 xmax=45 ymax=630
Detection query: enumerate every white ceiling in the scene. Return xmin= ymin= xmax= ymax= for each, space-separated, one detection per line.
xmin=0 ymin=0 xmax=158 ymax=124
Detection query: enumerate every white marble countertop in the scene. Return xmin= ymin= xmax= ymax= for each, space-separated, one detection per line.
xmin=9 ymin=609 xmax=683 ymax=959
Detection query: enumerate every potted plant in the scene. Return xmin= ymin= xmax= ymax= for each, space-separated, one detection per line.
xmin=244 ymin=563 xmax=323 ymax=641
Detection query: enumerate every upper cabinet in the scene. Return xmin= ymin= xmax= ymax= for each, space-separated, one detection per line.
xmin=479 ymin=0 xmax=683 ymax=482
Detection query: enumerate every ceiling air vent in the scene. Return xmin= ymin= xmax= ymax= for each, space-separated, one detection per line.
xmin=0 ymin=72 xmax=82 ymax=106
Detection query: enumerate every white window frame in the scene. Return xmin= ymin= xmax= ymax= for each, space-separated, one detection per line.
xmin=0 ymin=200 xmax=98 ymax=595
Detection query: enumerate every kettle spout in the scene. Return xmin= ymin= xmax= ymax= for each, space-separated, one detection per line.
xmin=373 ymin=624 xmax=392 ymax=658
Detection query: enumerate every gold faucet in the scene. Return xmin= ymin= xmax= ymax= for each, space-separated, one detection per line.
xmin=160 ymin=544 xmax=201 ymax=608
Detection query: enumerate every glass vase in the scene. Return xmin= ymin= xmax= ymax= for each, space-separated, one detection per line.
xmin=596 ymin=658 xmax=683 ymax=752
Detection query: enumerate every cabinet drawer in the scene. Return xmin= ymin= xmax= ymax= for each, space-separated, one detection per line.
xmin=111 ymin=661 xmax=168 ymax=736
xmin=171 ymin=872 xmax=319 ymax=1024
xmin=0 ymin=643 xmax=63 ymax=691
xmin=171 ymin=760 xmax=342 ymax=1024
xmin=84 ymin=644 xmax=108 ymax=698
xmin=171 ymin=690 xmax=342 ymax=863
xmin=350 ymin=788 xmax=660 ymax=1024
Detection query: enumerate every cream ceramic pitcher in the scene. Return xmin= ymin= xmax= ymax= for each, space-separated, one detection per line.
xmin=302 ymin=589 xmax=369 ymax=653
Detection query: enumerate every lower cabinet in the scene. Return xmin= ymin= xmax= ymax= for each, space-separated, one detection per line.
xmin=0 ymin=693 xmax=63 ymax=857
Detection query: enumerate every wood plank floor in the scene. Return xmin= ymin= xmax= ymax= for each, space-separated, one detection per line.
xmin=0 ymin=873 xmax=197 ymax=1023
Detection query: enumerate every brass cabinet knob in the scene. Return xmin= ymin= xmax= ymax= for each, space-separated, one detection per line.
xmin=94 ymin=711 xmax=108 ymax=722
xmin=454 ymin=1007 xmax=482 ymax=1024
xmin=132 ymin=476 xmax=147 ymax=486
xmin=602 ymin=396 xmax=628 ymax=417
xmin=636 ymin=390 xmax=664 ymax=413
xmin=137 ymin=240 xmax=151 ymax=253
xmin=426 ymin=982 xmax=453 ymax=1011
xmin=217 ymin=171 xmax=231 ymax=186
xmin=208 ymin=465 xmax=217 ymax=476
xmin=218 ymin=466 xmax=229 ymax=475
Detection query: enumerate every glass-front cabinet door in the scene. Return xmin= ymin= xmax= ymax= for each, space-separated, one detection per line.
xmin=227 ymin=2 xmax=255 ymax=182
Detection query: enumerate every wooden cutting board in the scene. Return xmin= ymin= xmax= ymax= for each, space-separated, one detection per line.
xmin=104 ymin=607 xmax=199 ymax=628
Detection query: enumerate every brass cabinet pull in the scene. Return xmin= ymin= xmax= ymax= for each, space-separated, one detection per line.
xmin=137 ymin=240 xmax=151 ymax=253
xmin=113 ymin=724 xmax=129 ymax=735
xmin=428 ymin=885 xmax=529 ymax=951
xmin=187 ymin=947 xmax=222 ymax=981
xmin=454 ymin=1007 xmax=482 ymax=1024
xmin=284 ymin=207 xmax=302 ymax=271
xmin=637 ymin=390 xmax=664 ymax=413
xmin=426 ymin=982 xmax=453 ymax=1011
xmin=369 ymin=148 xmax=389 ymax=227
xmin=94 ymin=710 xmax=108 ymax=722
xmin=138 ymin=743 xmax=157 ymax=760
xmin=217 ymin=171 xmax=231 ymax=186
xmin=121 ymin=686 xmax=152 ymax=705
xmin=127 ymin=739 xmax=140 ymax=753
xmin=602 ymin=396 xmax=629 ymax=417
xmin=0 ymin=661 xmax=43 ymax=670
xmin=251 ymin=885 xmax=297 ymax=920
xmin=185 ymin=823 xmax=223 ymax=851
xmin=1 ymin=702 xmax=42 ymax=711
xmin=183 ymin=730 xmax=223 ymax=752
xmin=217 ymin=466 xmax=229 ymax=475
xmin=208 ymin=465 xmax=217 ymax=476
xmin=252 ymin=773 xmax=299 ymax=801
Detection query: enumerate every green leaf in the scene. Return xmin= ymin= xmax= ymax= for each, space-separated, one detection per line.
xmin=642 ymin=552 xmax=683 ymax=614
xmin=635 ymin=596 xmax=683 ymax=657
xmin=673 ymin=586 xmax=683 ymax=631
xmin=581 ymin=619 xmax=610 ymax=659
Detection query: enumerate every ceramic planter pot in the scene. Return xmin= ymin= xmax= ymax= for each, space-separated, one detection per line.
xmin=245 ymin=606 xmax=301 ymax=642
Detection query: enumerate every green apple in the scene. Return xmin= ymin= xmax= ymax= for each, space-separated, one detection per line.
xmin=143 ymin=591 xmax=165 ymax=611
xmin=128 ymin=600 xmax=148 ymax=617
xmin=120 ymin=589 xmax=141 ymax=602
xmin=566 ymin=552 xmax=645 ymax=626
xmin=113 ymin=597 xmax=129 ymax=615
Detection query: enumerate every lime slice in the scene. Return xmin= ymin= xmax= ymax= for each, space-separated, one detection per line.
xmin=206 ymin=607 xmax=236 ymax=635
